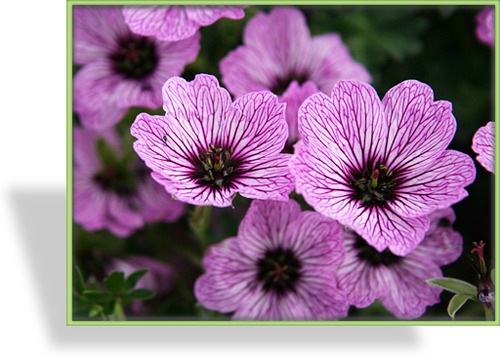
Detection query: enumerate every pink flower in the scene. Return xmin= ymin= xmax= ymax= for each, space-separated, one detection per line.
xmin=472 ymin=121 xmax=495 ymax=173
xmin=290 ymin=80 xmax=476 ymax=256
xmin=73 ymin=126 xmax=185 ymax=237
xmin=336 ymin=208 xmax=463 ymax=319
xmin=73 ymin=6 xmax=200 ymax=130
xmin=195 ymin=199 xmax=348 ymax=320
xmin=476 ymin=7 xmax=494 ymax=47
xmin=220 ymin=7 xmax=371 ymax=145
xmin=123 ymin=5 xmax=246 ymax=41
xmin=131 ymin=74 xmax=294 ymax=207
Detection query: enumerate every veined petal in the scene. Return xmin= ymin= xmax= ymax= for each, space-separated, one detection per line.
xmin=381 ymin=80 xmax=457 ymax=175
xmin=236 ymin=155 xmax=294 ymax=201
xmin=195 ymin=238 xmax=257 ymax=313
xmin=230 ymin=91 xmax=288 ymax=159
xmin=308 ymin=34 xmax=372 ymax=94
xmin=187 ymin=6 xmax=246 ymax=25
xmin=238 ymin=199 xmax=301 ymax=260
xmin=393 ymin=150 xmax=476 ymax=217
xmin=73 ymin=6 xmax=129 ymax=64
xmin=298 ymin=81 xmax=386 ymax=174
xmin=472 ymin=121 xmax=495 ymax=173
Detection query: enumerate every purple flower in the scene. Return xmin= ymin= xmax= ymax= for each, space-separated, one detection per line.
xmin=122 ymin=5 xmax=246 ymax=42
xmin=73 ymin=127 xmax=185 ymax=237
xmin=107 ymin=255 xmax=175 ymax=314
xmin=220 ymin=7 xmax=371 ymax=145
xmin=290 ymin=80 xmax=476 ymax=256
xmin=130 ymin=74 xmax=294 ymax=207
xmin=476 ymin=7 xmax=494 ymax=47
xmin=472 ymin=121 xmax=495 ymax=173
xmin=73 ymin=6 xmax=200 ymax=130
xmin=336 ymin=208 xmax=463 ymax=319
xmin=194 ymin=199 xmax=348 ymax=320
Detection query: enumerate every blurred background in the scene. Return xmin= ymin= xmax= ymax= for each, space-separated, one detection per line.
xmin=72 ymin=5 xmax=495 ymax=321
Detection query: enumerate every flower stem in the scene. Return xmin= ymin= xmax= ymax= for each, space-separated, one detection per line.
xmin=484 ymin=305 xmax=494 ymax=321
xmin=111 ymin=298 xmax=127 ymax=321
xmin=190 ymin=205 xmax=212 ymax=250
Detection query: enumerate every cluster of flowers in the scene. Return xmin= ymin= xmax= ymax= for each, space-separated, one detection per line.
xmin=73 ymin=5 xmax=495 ymax=320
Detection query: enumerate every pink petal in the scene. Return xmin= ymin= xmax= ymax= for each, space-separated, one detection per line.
xmin=472 ymin=121 xmax=495 ymax=173
xmin=381 ymin=80 xmax=457 ymax=175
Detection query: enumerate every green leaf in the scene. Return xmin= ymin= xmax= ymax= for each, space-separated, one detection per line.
xmin=73 ymin=266 xmax=85 ymax=295
xmin=447 ymin=293 xmax=473 ymax=320
xmin=426 ymin=277 xmax=478 ymax=299
xmin=126 ymin=288 xmax=155 ymax=301
xmin=125 ymin=269 xmax=148 ymax=290
xmin=83 ymin=290 xmax=113 ymax=304
xmin=104 ymin=271 xmax=126 ymax=294
xmin=88 ymin=306 xmax=102 ymax=318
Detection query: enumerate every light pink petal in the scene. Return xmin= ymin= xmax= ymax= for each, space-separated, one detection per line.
xmin=194 ymin=238 xmax=258 ymax=313
xmin=336 ymin=236 xmax=391 ymax=308
xmin=393 ymin=150 xmax=476 ymax=217
xmin=284 ymin=211 xmax=344 ymax=267
xmin=280 ymin=81 xmax=319 ymax=143
xmin=348 ymin=206 xmax=430 ymax=256
xmin=220 ymin=7 xmax=311 ymax=97
xmin=187 ymin=6 xmax=246 ymax=25
xmin=229 ymin=91 xmax=288 ymax=158
xmin=235 ymin=154 xmax=294 ymax=201
xmin=414 ymin=208 xmax=463 ymax=266
xmin=472 ymin=121 xmax=495 ymax=173
xmin=73 ymin=178 xmax=108 ymax=231
xmin=476 ymin=6 xmax=495 ymax=47
xmin=238 ymin=200 xmax=301 ymax=260
xmin=381 ymin=80 xmax=457 ymax=175
xmin=379 ymin=259 xmax=443 ymax=319
xmin=73 ymin=6 xmax=129 ymax=64
xmin=298 ymin=81 xmax=386 ymax=174
xmin=73 ymin=60 xmax=128 ymax=130
xmin=308 ymin=34 xmax=372 ymax=94
xmin=106 ymin=195 xmax=145 ymax=234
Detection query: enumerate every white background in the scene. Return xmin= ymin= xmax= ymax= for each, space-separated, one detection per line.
xmin=0 ymin=0 xmax=497 ymax=355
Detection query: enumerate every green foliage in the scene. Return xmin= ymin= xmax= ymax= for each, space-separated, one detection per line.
xmin=73 ymin=266 xmax=155 ymax=321
xmin=426 ymin=277 xmax=478 ymax=298
xmin=447 ymin=293 xmax=474 ymax=320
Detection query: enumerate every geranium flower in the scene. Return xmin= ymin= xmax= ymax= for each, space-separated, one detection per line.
xmin=220 ymin=7 xmax=371 ymax=146
xmin=472 ymin=121 xmax=495 ymax=173
xmin=123 ymin=5 xmax=246 ymax=41
xmin=290 ymin=80 xmax=476 ymax=256
xmin=476 ymin=6 xmax=494 ymax=47
xmin=336 ymin=208 xmax=463 ymax=319
xmin=73 ymin=6 xmax=200 ymax=130
xmin=73 ymin=127 xmax=185 ymax=237
xmin=130 ymin=74 xmax=294 ymax=207
xmin=194 ymin=199 xmax=348 ymax=320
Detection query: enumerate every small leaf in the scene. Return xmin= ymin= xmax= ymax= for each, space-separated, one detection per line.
xmin=88 ymin=306 xmax=102 ymax=318
xmin=83 ymin=290 xmax=113 ymax=304
xmin=447 ymin=293 xmax=473 ymax=320
xmin=126 ymin=288 xmax=155 ymax=301
xmin=426 ymin=277 xmax=478 ymax=298
xmin=104 ymin=271 xmax=126 ymax=294
xmin=125 ymin=269 xmax=148 ymax=290
xmin=102 ymin=300 xmax=116 ymax=316
xmin=73 ymin=266 xmax=85 ymax=295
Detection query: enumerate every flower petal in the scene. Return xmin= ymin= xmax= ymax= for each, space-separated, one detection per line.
xmin=381 ymin=80 xmax=457 ymax=175
xmin=238 ymin=199 xmax=301 ymax=259
xmin=298 ymin=81 xmax=386 ymax=174
xmin=472 ymin=121 xmax=495 ymax=173
xmin=194 ymin=238 xmax=257 ymax=313
xmin=393 ymin=150 xmax=476 ymax=217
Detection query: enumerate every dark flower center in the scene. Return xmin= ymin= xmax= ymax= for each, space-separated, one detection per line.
xmin=93 ymin=166 xmax=138 ymax=196
xmin=353 ymin=234 xmax=401 ymax=267
xmin=271 ymin=72 xmax=309 ymax=96
xmin=193 ymin=144 xmax=240 ymax=189
xmin=257 ymin=247 xmax=301 ymax=295
xmin=438 ymin=217 xmax=451 ymax=227
xmin=110 ymin=36 xmax=158 ymax=79
xmin=350 ymin=163 xmax=398 ymax=208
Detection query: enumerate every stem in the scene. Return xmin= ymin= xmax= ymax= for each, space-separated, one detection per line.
xmin=190 ymin=205 xmax=212 ymax=250
xmin=484 ymin=305 xmax=494 ymax=321
xmin=111 ymin=298 xmax=127 ymax=321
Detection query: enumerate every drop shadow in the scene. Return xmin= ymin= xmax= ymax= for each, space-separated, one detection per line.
xmin=11 ymin=187 xmax=418 ymax=349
